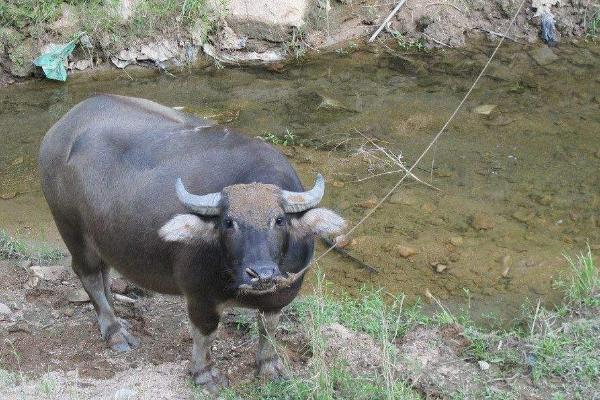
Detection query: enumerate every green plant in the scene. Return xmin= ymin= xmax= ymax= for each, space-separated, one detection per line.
xmin=557 ymin=245 xmax=599 ymax=306
xmin=389 ymin=30 xmax=426 ymax=52
xmin=285 ymin=26 xmax=307 ymax=59
xmin=0 ymin=229 xmax=64 ymax=264
xmin=258 ymin=129 xmax=297 ymax=146
xmin=586 ymin=8 xmax=600 ymax=37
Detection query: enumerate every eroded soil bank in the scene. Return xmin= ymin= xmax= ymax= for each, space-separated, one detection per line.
xmin=1 ymin=0 xmax=598 ymax=84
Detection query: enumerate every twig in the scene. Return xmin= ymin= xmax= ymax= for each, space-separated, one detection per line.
xmin=355 ymin=130 xmax=440 ymax=191
xmin=476 ymin=27 xmax=524 ymax=44
xmin=368 ymin=0 xmax=408 ymax=43
xmin=320 ymin=237 xmax=380 ymax=274
xmin=426 ymin=2 xmax=465 ymax=14
xmin=530 ymin=298 xmax=541 ymax=337
xmin=422 ymin=33 xmax=454 ymax=48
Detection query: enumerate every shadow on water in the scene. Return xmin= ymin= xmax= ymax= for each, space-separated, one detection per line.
xmin=1 ymin=41 xmax=599 ymax=325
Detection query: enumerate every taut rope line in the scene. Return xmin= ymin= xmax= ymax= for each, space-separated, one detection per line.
xmin=290 ymin=0 xmax=528 ymax=282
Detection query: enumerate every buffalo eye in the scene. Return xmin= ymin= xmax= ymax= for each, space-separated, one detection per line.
xmin=223 ymin=218 xmax=234 ymax=229
xmin=275 ymin=216 xmax=285 ymax=226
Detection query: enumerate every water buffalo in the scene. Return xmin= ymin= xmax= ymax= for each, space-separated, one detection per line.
xmin=39 ymin=94 xmax=345 ymax=392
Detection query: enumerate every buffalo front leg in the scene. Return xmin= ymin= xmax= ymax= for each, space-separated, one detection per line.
xmin=188 ymin=303 xmax=229 ymax=394
xmin=256 ymin=310 xmax=285 ymax=379
xmin=76 ymin=268 xmax=139 ymax=352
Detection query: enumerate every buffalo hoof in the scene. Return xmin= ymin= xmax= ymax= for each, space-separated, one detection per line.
xmin=192 ymin=365 xmax=229 ymax=395
xmin=256 ymin=357 xmax=286 ymax=380
xmin=106 ymin=322 xmax=140 ymax=352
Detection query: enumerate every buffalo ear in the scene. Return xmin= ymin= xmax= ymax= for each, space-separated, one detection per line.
xmin=290 ymin=208 xmax=346 ymax=239
xmin=159 ymin=214 xmax=217 ymax=243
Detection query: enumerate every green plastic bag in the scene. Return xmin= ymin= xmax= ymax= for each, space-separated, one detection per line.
xmin=33 ymin=32 xmax=85 ymax=81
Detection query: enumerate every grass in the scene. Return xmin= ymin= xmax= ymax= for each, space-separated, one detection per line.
xmin=557 ymin=245 xmax=599 ymax=306
xmin=0 ymin=0 xmax=221 ymax=58
xmin=586 ymin=8 xmax=600 ymax=38
xmin=0 ymin=229 xmax=64 ymax=264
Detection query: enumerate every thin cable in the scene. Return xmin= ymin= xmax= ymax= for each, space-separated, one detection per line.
xmin=303 ymin=0 xmax=528 ymax=274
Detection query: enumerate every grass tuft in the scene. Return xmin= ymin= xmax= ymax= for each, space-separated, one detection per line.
xmin=0 ymin=229 xmax=65 ymax=264
xmin=557 ymin=245 xmax=599 ymax=306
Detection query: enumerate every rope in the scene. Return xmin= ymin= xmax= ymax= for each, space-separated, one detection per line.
xmin=292 ymin=0 xmax=528 ymax=280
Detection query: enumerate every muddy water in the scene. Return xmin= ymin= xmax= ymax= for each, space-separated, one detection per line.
xmin=1 ymin=42 xmax=599 ymax=324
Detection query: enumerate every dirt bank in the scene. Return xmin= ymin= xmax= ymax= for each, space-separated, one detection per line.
xmin=1 ymin=256 xmax=598 ymax=399
xmin=1 ymin=0 xmax=598 ymax=84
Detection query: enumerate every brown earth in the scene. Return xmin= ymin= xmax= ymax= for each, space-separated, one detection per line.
xmin=0 ymin=259 xmax=564 ymax=399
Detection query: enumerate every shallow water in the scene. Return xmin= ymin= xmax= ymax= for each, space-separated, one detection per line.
xmin=1 ymin=42 xmax=599 ymax=324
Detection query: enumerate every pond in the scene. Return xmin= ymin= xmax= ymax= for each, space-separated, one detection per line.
xmin=1 ymin=41 xmax=599 ymax=325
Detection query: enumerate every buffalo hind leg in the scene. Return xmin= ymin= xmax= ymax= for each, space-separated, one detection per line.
xmin=188 ymin=302 xmax=229 ymax=394
xmin=74 ymin=259 xmax=139 ymax=352
xmin=256 ymin=310 xmax=285 ymax=379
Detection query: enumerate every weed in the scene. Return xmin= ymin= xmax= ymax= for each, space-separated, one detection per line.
xmin=585 ymin=8 xmax=600 ymax=37
xmin=389 ymin=30 xmax=427 ymax=52
xmin=0 ymin=229 xmax=65 ymax=264
xmin=285 ymin=26 xmax=307 ymax=59
xmin=258 ymin=129 xmax=297 ymax=146
xmin=557 ymin=245 xmax=599 ymax=306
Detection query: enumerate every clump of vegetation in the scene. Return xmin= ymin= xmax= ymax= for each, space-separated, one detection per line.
xmin=586 ymin=8 xmax=600 ymax=38
xmin=385 ymin=30 xmax=427 ymax=52
xmin=284 ymin=26 xmax=307 ymax=59
xmin=0 ymin=0 xmax=220 ymax=62
xmin=258 ymin=129 xmax=297 ymax=146
xmin=557 ymin=245 xmax=599 ymax=306
xmin=0 ymin=229 xmax=64 ymax=264
xmin=204 ymin=245 xmax=599 ymax=399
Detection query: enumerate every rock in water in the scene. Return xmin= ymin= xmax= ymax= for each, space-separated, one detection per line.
xmin=396 ymin=245 xmax=417 ymax=258
xmin=471 ymin=213 xmax=495 ymax=230
xmin=529 ymin=46 xmax=558 ymax=66
xmin=473 ymin=104 xmax=497 ymax=115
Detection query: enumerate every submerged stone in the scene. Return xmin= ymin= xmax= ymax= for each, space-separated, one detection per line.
xmin=529 ymin=46 xmax=559 ymax=65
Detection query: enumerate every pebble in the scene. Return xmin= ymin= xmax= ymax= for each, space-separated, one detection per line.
xmin=396 ymin=245 xmax=417 ymax=258
xmin=388 ymin=192 xmax=416 ymax=206
xmin=0 ymin=302 xmax=12 ymax=318
xmin=529 ymin=46 xmax=559 ymax=65
xmin=30 ymin=265 xmax=69 ymax=282
xmin=435 ymin=264 xmax=448 ymax=273
xmin=114 ymin=388 xmax=138 ymax=400
xmin=421 ymin=203 xmax=435 ymax=213
xmin=449 ymin=236 xmax=463 ymax=247
xmin=63 ymin=307 xmax=75 ymax=317
xmin=512 ymin=209 xmax=534 ymax=223
xmin=332 ymin=180 xmax=345 ymax=188
xmin=473 ymin=104 xmax=497 ymax=115
xmin=471 ymin=213 xmax=495 ymax=230
xmin=114 ymin=294 xmax=136 ymax=303
xmin=430 ymin=217 xmax=444 ymax=226
xmin=68 ymin=288 xmax=90 ymax=304
xmin=478 ymin=360 xmax=491 ymax=371
xmin=8 ymin=320 xmax=31 ymax=334
xmin=358 ymin=196 xmax=378 ymax=209
xmin=333 ymin=234 xmax=353 ymax=249
xmin=25 ymin=276 xmax=40 ymax=289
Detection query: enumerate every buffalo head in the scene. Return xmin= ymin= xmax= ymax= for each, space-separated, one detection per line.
xmin=159 ymin=174 xmax=346 ymax=294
